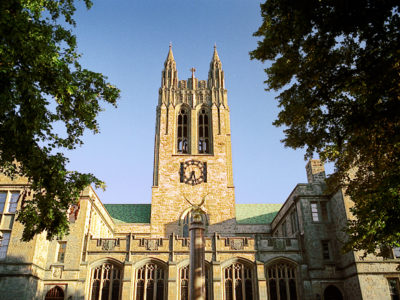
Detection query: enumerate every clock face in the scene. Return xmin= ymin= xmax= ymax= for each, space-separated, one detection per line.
xmin=181 ymin=160 xmax=206 ymax=185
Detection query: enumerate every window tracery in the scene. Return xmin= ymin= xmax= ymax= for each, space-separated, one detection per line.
xmin=90 ymin=263 xmax=122 ymax=300
xmin=180 ymin=264 xmax=212 ymax=300
xmin=224 ymin=262 xmax=253 ymax=300
xmin=136 ymin=263 xmax=166 ymax=300
xmin=198 ymin=108 xmax=211 ymax=154
xmin=177 ymin=108 xmax=190 ymax=154
xmin=266 ymin=261 xmax=298 ymax=300
xmin=45 ymin=286 xmax=64 ymax=300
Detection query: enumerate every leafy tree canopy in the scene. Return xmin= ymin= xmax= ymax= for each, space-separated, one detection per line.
xmin=251 ymin=0 xmax=400 ymax=256
xmin=0 ymin=0 xmax=120 ymax=241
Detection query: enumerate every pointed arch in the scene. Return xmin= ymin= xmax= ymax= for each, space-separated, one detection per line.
xmin=177 ymin=260 xmax=213 ymax=300
xmin=89 ymin=259 xmax=123 ymax=300
xmin=45 ymin=286 xmax=64 ymax=300
xmin=176 ymin=104 xmax=191 ymax=154
xmin=178 ymin=207 xmax=209 ymax=237
xmin=221 ymin=257 xmax=255 ymax=300
xmin=265 ymin=258 xmax=299 ymax=300
xmin=324 ymin=285 xmax=343 ymax=300
xmin=134 ymin=258 xmax=168 ymax=300
xmin=197 ymin=105 xmax=212 ymax=154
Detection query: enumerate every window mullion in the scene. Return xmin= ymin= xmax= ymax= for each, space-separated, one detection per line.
xmin=144 ymin=266 xmax=148 ymax=300
xmin=98 ymin=266 xmax=104 ymax=300
xmin=285 ymin=266 xmax=290 ymax=300
xmin=241 ymin=266 xmax=245 ymax=300
xmin=108 ymin=268 xmax=114 ymax=300
xmin=276 ymin=265 xmax=280 ymax=300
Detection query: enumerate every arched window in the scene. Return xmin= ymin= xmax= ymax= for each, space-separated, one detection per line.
xmin=136 ymin=263 xmax=166 ymax=300
xmin=182 ymin=213 xmax=191 ymax=238
xmin=266 ymin=261 xmax=298 ymax=300
xmin=177 ymin=108 xmax=190 ymax=154
xmin=90 ymin=263 xmax=122 ymax=300
xmin=181 ymin=210 xmax=207 ymax=238
xmin=224 ymin=262 xmax=253 ymax=300
xmin=198 ymin=108 xmax=211 ymax=154
xmin=45 ymin=286 xmax=64 ymax=300
xmin=180 ymin=264 xmax=212 ymax=300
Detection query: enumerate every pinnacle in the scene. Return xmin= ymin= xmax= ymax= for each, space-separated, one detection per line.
xmin=212 ymin=44 xmax=220 ymax=61
xmin=165 ymin=43 xmax=175 ymax=63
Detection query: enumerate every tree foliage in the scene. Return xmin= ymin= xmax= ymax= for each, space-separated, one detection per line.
xmin=0 ymin=0 xmax=120 ymax=241
xmin=251 ymin=0 xmax=400 ymax=255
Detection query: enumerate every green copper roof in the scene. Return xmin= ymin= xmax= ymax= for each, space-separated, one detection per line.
xmin=104 ymin=204 xmax=151 ymax=224
xmin=236 ymin=204 xmax=282 ymax=224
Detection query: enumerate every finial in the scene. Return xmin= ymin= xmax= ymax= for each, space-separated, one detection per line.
xmin=169 ymin=42 xmax=172 ymax=49
xmin=214 ymin=43 xmax=217 ymax=50
xmin=190 ymin=67 xmax=196 ymax=78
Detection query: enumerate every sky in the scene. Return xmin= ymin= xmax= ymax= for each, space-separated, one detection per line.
xmin=64 ymin=0 xmax=333 ymax=205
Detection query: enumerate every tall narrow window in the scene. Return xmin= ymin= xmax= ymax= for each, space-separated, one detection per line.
xmin=7 ymin=192 xmax=19 ymax=213
xmin=266 ymin=261 xmax=298 ymax=300
xmin=136 ymin=263 xmax=166 ymax=300
xmin=224 ymin=262 xmax=253 ymax=300
xmin=180 ymin=266 xmax=189 ymax=300
xmin=290 ymin=211 xmax=298 ymax=234
xmin=388 ymin=278 xmax=400 ymax=300
xmin=322 ymin=241 xmax=331 ymax=260
xmin=177 ymin=109 xmax=189 ymax=154
xmin=0 ymin=192 xmax=6 ymax=212
xmin=180 ymin=264 xmax=212 ymax=300
xmin=182 ymin=213 xmax=190 ymax=238
xmin=0 ymin=232 xmax=10 ymax=259
xmin=57 ymin=242 xmax=67 ymax=263
xmin=90 ymin=263 xmax=122 ymax=300
xmin=311 ymin=202 xmax=319 ymax=222
xmin=198 ymin=108 xmax=211 ymax=154
xmin=311 ymin=201 xmax=329 ymax=222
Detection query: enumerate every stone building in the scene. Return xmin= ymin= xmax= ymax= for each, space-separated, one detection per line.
xmin=0 ymin=46 xmax=399 ymax=300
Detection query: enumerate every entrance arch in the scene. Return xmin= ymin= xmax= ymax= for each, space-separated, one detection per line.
xmin=324 ymin=285 xmax=343 ymax=300
xmin=45 ymin=286 xmax=64 ymax=300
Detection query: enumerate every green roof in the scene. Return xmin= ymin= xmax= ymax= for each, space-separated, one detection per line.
xmin=236 ymin=204 xmax=282 ymax=224
xmin=104 ymin=203 xmax=281 ymax=225
xmin=104 ymin=204 xmax=151 ymax=224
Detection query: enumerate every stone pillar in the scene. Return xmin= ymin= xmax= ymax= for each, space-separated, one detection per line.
xmin=189 ymin=212 xmax=205 ymax=300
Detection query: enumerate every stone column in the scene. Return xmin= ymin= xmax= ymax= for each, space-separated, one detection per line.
xmin=189 ymin=211 xmax=205 ymax=300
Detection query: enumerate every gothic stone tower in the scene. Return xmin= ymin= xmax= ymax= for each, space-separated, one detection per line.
xmin=151 ymin=46 xmax=235 ymax=237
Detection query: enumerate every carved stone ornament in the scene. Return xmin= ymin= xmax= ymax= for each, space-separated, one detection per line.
xmin=230 ymin=239 xmax=244 ymax=250
xmin=102 ymin=240 xmax=116 ymax=251
xmin=145 ymin=240 xmax=159 ymax=251
xmin=52 ymin=266 xmax=63 ymax=279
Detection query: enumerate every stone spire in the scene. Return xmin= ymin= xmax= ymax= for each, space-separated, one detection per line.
xmin=165 ymin=43 xmax=175 ymax=65
xmin=162 ymin=43 xmax=177 ymax=88
xmin=208 ymin=45 xmax=224 ymax=89
xmin=212 ymin=44 xmax=220 ymax=62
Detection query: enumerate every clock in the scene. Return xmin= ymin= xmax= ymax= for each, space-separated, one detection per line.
xmin=180 ymin=160 xmax=207 ymax=185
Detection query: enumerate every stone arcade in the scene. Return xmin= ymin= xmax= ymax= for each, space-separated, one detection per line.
xmin=0 ymin=46 xmax=399 ymax=300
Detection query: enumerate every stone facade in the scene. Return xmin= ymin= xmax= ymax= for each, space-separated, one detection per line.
xmin=0 ymin=46 xmax=399 ymax=300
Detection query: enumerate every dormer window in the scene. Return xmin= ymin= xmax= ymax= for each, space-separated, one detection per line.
xmin=198 ymin=108 xmax=211 ymax=154
xmin=177 ymin=108 xmax=190 ymax=154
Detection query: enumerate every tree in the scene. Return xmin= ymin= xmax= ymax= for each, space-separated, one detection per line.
xmin=0 ymin=0 xmax=120 ymax=241
xmin=251 ymin=0 xmax=400 ymax=256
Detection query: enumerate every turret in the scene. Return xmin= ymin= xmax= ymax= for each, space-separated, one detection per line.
xmin=208 ymin=45 xmax=225 ymax=89
xmin=161 ymin=44 xmax=178 ymax=88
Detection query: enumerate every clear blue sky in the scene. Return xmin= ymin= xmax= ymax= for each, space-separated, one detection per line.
xmin=65 ymin=0 xmax=332 ymax=204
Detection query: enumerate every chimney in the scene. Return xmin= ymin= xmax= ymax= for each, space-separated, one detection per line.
xmin=306 ymin=159 xmax=326 ymax=183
